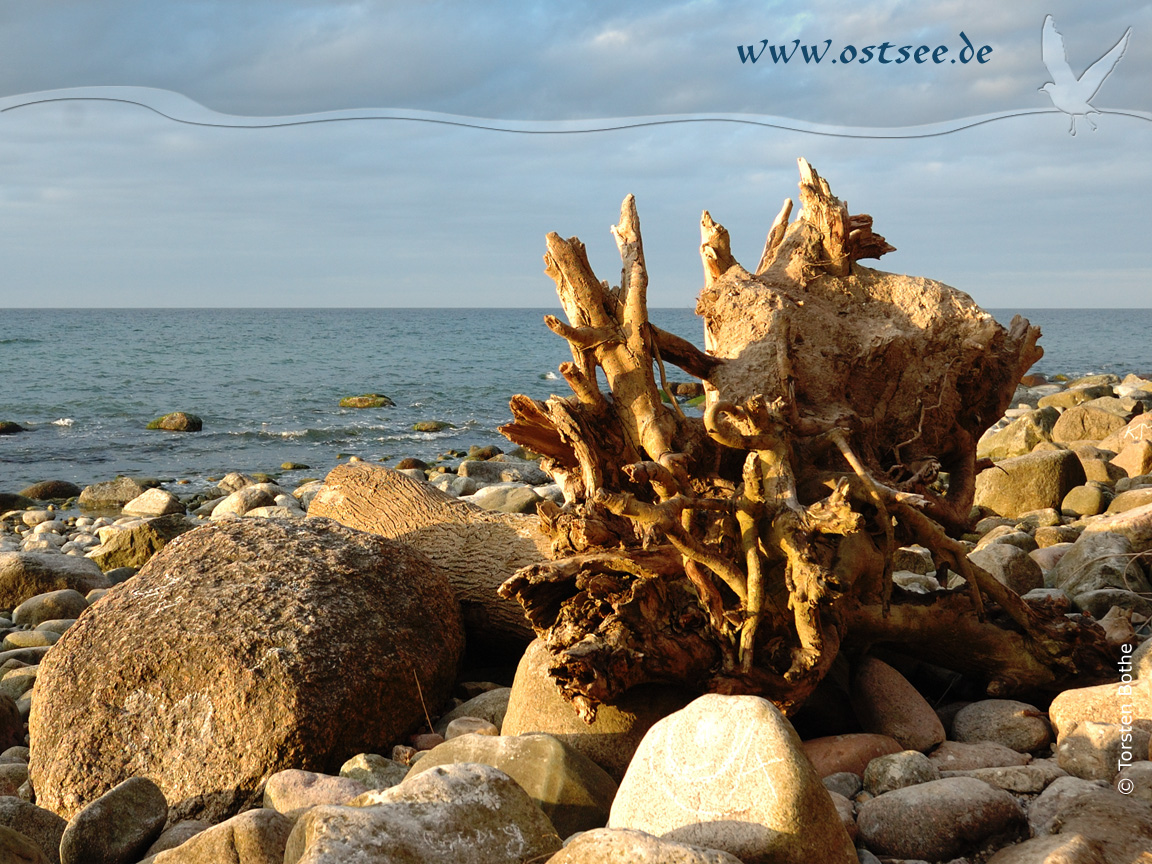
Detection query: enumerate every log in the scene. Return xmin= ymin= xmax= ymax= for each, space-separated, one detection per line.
xmin=496 ymin=158 xmax=1113 ymax=722
xmin=307 ymin=463 xmax=547 ymax=655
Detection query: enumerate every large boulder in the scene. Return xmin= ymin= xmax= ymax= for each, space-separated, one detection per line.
xmin=0 ymin=553 xmax=109 ymax=609
xmin=29 ymin=517 xmax=464 ymax=823
xmin=608 ymin=694 xmax=856 ymax=864
xmin=974 ymin=450 xmax=1086 ymax=518
xmin=284 ymin=763 xmax=562 ymax=864
xmin=501 ymin=639 xmax=695 ymax=782
xmin=308 ymin=462 xmax=548 ymax=654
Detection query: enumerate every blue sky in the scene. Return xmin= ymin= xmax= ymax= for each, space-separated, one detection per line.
xmin=0 ymin=0 xmax=1149 ymax=307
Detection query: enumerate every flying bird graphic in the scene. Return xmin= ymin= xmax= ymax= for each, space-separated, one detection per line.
xmin=1040 ymin=15 xmax=1131 ymax=135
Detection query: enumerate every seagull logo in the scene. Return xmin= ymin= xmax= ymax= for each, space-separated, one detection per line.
xmin=1040 ymin=15 xmax=1131 ymax=135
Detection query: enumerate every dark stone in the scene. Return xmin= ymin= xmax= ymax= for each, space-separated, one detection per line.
xmin=145 ymin=413 xmax=202 ymax=432
xmin=17 ymin=482 xmax=83 ymax=501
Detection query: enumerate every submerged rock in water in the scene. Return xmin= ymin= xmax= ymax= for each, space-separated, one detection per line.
xmin=145 ymin=412 xmax=202 ymax=432
xmin=339 ymin=394 xmax=395 ymax=408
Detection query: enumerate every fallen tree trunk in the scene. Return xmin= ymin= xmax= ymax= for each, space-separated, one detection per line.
xmin=308 ymin=463 xmax=547 ymax=654
xmin=497 ymin=158 xmax=1116 ymax=721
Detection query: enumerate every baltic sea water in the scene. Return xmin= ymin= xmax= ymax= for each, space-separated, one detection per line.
xmin=1 ymin=307 xmax=1150 ymax=492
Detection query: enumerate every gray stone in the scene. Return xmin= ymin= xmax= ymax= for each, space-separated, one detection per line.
xmin=1046 ymin=530 xmax=1152 ymax=599
xmin=428 ymin=473 xmax=478 ymax=497
xmin=0 ymin=798 xmax=67 ymax=864
xmin=967 ymin=545 xmax=1044 ymax=594
xmin=550 ymin=828 xmax=743 ymax=864
xmin=975 ymin=528 xmax=1038 ymax=553
xmin=78 ymin=477 xmax=152 ymax=511
xmin=822 ymin=771 xmax=862 ymax=799
xmin=409 ymin=732 xmax=618 ymax=838
xmin=863 ymin=750 xmax=940 ymax=795
xmin=1116 ymin=760 xmax=1152 ymax=803
xmin=13 ymin=589 xmax=88 ymax=627
xmin=1038 ymin=385 xmax=1115 ymax=411
xmin=435 ymin=687 xmax=511 ymax=736
xmin=216 ymin=473 xmax=255 ymax=494
xmin=856 ymin=776 xmax=1026 ymax=861
xmin=285 ymin=763 xmax=562 ymax=864
xmin=1056 ymin=720 xmax=1152 ymax=782
xmin=459 ymin=458 xmax=551 ymax=486
xmin=928 ymin=740 xmax=1031 ymax=772
xmin=18 ymin=481 xmax=82 ymax=501
xmin=466 ymin=483 xmax=541 ymax=514
xmin=210 ymin=485 xmax=277 ymax=519
xmin=952 ymin=700 xmax=1052 ymax=753
xmin=974 ymin=450 xmax=1086 ymax=519
xmin=59 ymin=776 xmax=168 ymax=864
xmin=338 ymin=753 xmax=408 ymax=791
xmin=608 ymin=694 xmax=857 ymax=864
xmin=940 ymin=758 xmax=1067 ymax=794
xmin=262 ymin=769 xmax=369 ymax=815
xmin=150 ymin=809 xmax=292 ymax=864
xmin=1024 ymin=775 xmax=1152 ymax=860
xmin=122 ymin=489 xmax=186 ymax=518
xmin=892 ymin=546 xmax=934 ymax=575
xmin=444 ymin=717 xmax=498 ymax=738
xmin=139 ymin=821 xmax=210 ymax=861
xmin=0 ymin=553 xmax=108 ymax=609
xmin=1075 ymin=588 xmax=1152 ymax=618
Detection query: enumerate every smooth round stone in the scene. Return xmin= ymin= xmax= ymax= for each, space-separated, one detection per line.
xmin=802 ymin=734 xmax=904 ymax=778
xmin=22 ymin=512 xmax=54 ymax=528
xmin=863 ymin=750 xmax=940 ymax=796
xmin=850 ymin=657 xmax=945 ymax=753
xmin=338 ymin=753 xmax=408 ymax=791
xmin=952 ymin=700 xmax=1052 ymax=753
xmin=857 ymin=777 xmax=1026 ymax=861
xmin=1 ymin=630 xmax=58 ymax=650
xmin=822 ymin=771 xmax=862 ymax=799
xmin=1056 ymin=720 xmax=1152 ymax=782
xmin=444 ymin=717 xmax=499 ymax=739
xmin=928 ymin=741 xmax=1030 ymax=772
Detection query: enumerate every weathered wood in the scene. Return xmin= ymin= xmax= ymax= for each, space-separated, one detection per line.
xmin=496 ymin=158 xmax=1106 ymax=722
xmin=307 ymin=463 xmax=546 ymax=653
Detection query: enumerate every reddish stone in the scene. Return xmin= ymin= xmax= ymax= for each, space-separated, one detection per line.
xmin=801 ymin=733 xmax=903 ymax=778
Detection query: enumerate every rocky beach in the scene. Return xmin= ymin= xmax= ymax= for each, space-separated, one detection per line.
xmin=0 ymin=366 xmax=1147 ymax=863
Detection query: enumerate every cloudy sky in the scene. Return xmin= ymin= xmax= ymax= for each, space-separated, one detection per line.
xmin=0 ymin=0 xmax=1149 ymax=308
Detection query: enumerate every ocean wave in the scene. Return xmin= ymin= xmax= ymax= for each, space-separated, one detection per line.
xmin=51 ymin=418 xmax=74 ymax=426
xmin=0 ymin=337 xmax=43 ymax=345
xmin=540 ymin=371 xmax=559 ymax=380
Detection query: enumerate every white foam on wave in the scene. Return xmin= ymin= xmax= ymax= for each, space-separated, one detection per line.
xmin=52 ymin=418 xmax=74 ymax=426
xmin=542 ymin=371 xmax=559 ymax=380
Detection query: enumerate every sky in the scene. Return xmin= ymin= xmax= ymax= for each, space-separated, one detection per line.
xmin=0 ymin=0 xmax=1149 ymax=308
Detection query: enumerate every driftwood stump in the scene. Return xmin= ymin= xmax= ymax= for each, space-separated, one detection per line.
xmin=499 ymin=158 xmax=1116 ymax=721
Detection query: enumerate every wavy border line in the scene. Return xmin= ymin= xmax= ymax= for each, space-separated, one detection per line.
xmin=2 ymin=86 xmax=1150 ymax=138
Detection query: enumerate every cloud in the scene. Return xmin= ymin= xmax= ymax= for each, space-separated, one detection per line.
xmin=0 ymin=0 xmax=1148 ymax=308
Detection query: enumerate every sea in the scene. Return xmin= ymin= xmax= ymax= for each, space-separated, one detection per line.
xmin=1 ymin=308 xmax=1150 ymax=494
